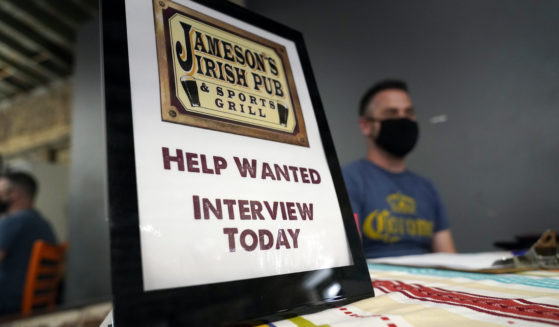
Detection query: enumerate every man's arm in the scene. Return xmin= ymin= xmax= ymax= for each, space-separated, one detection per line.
xmin=432 ymin=229 xmax=456 ymax=253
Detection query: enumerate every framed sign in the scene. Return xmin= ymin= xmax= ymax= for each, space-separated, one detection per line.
xmin=101 ymin=0 xmax=373 ymax=326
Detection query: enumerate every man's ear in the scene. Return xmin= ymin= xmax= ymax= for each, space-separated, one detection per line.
xmin=358 ymin=117 xmax=371 ymax=136
xmin=8 ymin=187 xmax=23 ymax=202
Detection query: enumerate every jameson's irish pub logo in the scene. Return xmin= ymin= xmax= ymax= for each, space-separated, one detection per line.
xmin=153 ymin=0 xmax=308 ymax=146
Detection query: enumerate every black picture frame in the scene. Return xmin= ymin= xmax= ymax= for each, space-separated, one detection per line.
xmin=101 ymin=0 xmax=373 ymax=326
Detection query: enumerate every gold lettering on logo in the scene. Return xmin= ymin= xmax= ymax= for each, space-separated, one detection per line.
xmin=362 ymin=210 xmax=433 ymax=243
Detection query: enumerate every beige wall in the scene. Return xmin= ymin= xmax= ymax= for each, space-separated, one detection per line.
xmin=0 ymin=80 xmax=71 ymax=163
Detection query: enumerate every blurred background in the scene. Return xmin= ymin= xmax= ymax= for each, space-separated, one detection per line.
xmin=247 ymin=0 xmax=559 ymax=253
xmin=0 ymin=0 xmax=557 ymax=314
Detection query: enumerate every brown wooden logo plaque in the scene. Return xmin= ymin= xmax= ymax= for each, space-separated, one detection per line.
xmin=153 ymin=0 xmax=309 ymax=147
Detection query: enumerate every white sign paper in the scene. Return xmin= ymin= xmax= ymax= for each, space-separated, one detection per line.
xmin=124 ymin=0 xmax=352 ymax=291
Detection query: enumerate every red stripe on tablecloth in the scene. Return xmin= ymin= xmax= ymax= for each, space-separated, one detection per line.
xmin=429 ymin=286 xmax=559 ymax=310
xmin=373 ymin=280 xmax=559 ymax=326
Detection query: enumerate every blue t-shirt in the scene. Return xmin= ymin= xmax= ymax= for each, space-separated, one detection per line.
xmin=0 ymin=209 xmax=57 ymax=314
xmin=342 ymin=159 xmax=450 ymax=258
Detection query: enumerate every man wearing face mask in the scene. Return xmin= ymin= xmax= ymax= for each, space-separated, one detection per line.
xmin=0 ymin=171 xmax=57 ymax=315
xmin=342 ymin=79 xmax=455 ymax=258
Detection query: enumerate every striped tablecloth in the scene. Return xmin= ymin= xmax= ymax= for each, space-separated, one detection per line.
xmin=259 ymin=264 xmax=559 ymax=327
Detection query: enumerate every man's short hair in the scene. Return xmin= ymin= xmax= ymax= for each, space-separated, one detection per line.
xmin=2 ymin=171 xmax=38 ymax=199
xmin=359 ymin=79 xmax=409 ymax=117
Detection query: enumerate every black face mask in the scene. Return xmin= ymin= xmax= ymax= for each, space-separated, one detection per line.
xmin=373 ymin=118 xmax=419 ymax=158
xmin=0 ymin=199 xmax=9 ymax=214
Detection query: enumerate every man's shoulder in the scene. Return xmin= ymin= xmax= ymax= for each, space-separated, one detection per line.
xmin=4 ymin=209 xmax=54 ymax=235
xmin=5 ymin=208 xmax=42 ymax=222
xmin=0 ymin=210 xmax=32 ymax=227
xmin=404 ymin=170 xmax=439 ymax=194
xmin=342 ymin=158 xmax=370 ymax=174
xmin=342 ymin=159 xmax=369 ymax=180
xmin=405 ymin=169 xmax=431 ymax=183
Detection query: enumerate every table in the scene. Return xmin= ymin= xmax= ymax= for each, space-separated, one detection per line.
xmin=259 ymin=263 xmax=559 ymax=326
xmin=0 ymin=302 xmax=111 ymax=327
xmin=8 ymin=262 xmax=558 ymax=326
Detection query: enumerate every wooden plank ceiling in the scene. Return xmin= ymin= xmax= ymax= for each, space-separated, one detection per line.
xmin=0 ymin=0 xmax=97 ymax=101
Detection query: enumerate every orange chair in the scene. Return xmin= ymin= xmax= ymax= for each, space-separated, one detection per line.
xmin=21 ymin=240 xmax=68 ymax=316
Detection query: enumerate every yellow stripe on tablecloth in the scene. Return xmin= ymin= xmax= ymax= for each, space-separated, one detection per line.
xmin=254 ymin=316 xmax=331 ymax=327
xmin=351 ymin=293 xmax=507 ymax=327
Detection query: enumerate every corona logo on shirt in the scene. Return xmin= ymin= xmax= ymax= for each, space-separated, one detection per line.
xmin=152 ymin=0 xmax=308 ymax=147
xmin=363 ymin=192 xmax=433 ymax=243
xmin=387 ymin=192 xmax=416 ymax=215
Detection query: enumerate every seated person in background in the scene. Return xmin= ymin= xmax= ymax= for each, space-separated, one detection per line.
xmin=343 ymin=79 xmax=456 ymax=258
xmin=0 ymin=171 xmax=57 ymax=316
